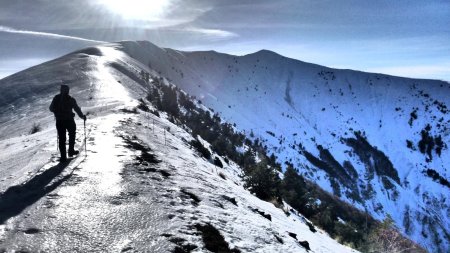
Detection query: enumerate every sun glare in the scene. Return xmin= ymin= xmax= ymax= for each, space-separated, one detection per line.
xmin=98 ymin=0 xmax=172 ymax=21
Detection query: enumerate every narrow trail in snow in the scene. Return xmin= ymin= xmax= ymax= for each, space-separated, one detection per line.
xmin=0 ymin=113 xmax=175 ymax=252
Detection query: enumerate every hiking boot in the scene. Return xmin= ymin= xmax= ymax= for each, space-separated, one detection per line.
xmin=68 ymin=150 xmax=79 ymax=157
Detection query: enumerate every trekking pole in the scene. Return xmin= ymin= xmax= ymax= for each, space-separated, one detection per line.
xmin=84 ymin=118 xmax=87 ymax=157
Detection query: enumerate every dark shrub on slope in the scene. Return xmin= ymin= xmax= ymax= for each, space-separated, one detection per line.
xmin=190 ymin=138 xmax=211 ymax=160
xmin=344 ymin=131 xmax=400 ymax=185
xmin=243 ymin=159 xmax=281 ymax=201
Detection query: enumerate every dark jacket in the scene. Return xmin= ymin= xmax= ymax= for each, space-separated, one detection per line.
xmin=49 ymin=94 xmax=84 ymax=120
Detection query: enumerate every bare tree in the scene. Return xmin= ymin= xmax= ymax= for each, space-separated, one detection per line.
xmin=366 ymin=215 xmax=426 ymax=253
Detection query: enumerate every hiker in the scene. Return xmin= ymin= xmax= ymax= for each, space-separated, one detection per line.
xmin=49 ymin=84 xmax=86 ymax=162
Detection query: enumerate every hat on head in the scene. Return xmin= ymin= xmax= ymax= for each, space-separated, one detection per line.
xmin=60 ymin=84 xmax=70 ymax=95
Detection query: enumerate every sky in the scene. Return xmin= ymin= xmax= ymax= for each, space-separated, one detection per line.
xmin=0 ymin=0 xmax=449 ymax=81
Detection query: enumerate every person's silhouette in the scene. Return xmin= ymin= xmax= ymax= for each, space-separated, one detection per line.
xmin=49 ymin=85 xmax=86 ymax=162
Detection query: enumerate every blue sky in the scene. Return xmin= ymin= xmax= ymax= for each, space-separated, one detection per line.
xmin=0 ymin=0 xmax=449 ymax=81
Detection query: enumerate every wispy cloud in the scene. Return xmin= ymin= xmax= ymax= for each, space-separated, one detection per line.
xmin=183 ymin=27 xmax=238 ymax=39
xmin=0 ymin=26 xmax=106 ymax=44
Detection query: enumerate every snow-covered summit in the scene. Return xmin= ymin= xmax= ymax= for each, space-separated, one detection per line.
xmin=0 ymin=42 xmax=360 ymax=252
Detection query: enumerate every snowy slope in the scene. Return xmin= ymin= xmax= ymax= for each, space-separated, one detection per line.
xmin=94 ymin=41 xmax=449 ymax=252
xmin=0 ymin=44 xmax=358 ymax=252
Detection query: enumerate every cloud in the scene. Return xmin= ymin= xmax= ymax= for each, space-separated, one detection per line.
xmin=182 ymin=27 xmax=238 ymax=39
xmin=0 ymin=26 xmax=106 ymax=44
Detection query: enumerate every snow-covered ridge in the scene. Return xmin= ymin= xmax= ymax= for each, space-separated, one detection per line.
xmin=100 ymin=41 xmax=449 ymax=252
xmin=0 ymin=42 xmax=359 ymax=252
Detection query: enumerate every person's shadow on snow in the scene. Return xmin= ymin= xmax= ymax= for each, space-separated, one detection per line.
xmin=0 ymin=160 xmax=74 ymax=224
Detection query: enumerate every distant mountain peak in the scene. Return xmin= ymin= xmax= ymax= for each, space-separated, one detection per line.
xmin=247 ymin=49 xmax=281 ymax=57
